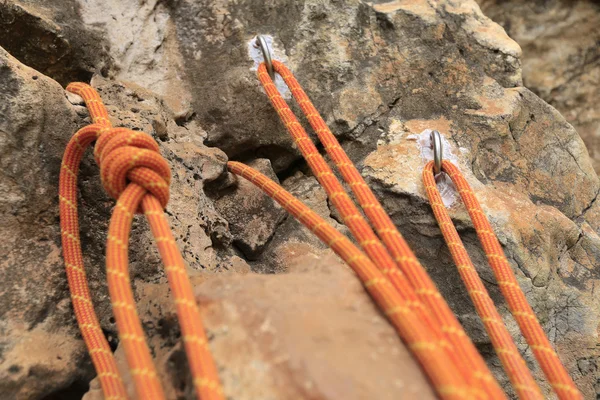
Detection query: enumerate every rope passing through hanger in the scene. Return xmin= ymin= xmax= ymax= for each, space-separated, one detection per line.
xmin=247 ymin=36 xmax=582 ymax=399
xmin=423 ymin=132 xmax=582 ymax=400
xmin=59 ymin=83 xmax=224 ymax=400
xmin=425 ymin=131 xmax=542 ymax=399
xmin=251 ymin=36 xmax=502 ymax=399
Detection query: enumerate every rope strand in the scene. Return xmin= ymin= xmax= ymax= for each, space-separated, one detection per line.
xmin=423 ymin=161 xmax=543 ymax=399
xmin=428 ymin=160 xmax=582 ymax=400
xmin=59 ymin=124 xmax=129 ymax=399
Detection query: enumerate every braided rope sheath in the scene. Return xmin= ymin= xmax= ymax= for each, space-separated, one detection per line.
xmin=436 ymin=160 xmax=582 ymax=400
xmin=106 ymin=183 xmax=165 ymax=399
xmin=423 ymin=161 xmax=543 ymax=400
xmin=258 ymin=61 xmax=504 ymax=399
xmin=60 ymin=83 xmax=224 ymax=400
xmin=255 ymin=63 xmax=481 ymax=397
xmin=227 ymin=161 xmax=473 ymax=400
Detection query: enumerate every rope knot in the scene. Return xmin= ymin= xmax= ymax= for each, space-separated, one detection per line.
xmin=94 ymin=127 xmax=171 ymax=209
xmin=66 ymin=82 xmax=171 ymax=210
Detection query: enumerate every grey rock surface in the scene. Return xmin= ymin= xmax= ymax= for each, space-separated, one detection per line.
xmin=0 ymin=0 xmax=112 ymax=85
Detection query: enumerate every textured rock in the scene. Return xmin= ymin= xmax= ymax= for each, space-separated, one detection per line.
xmin=199 ymin=261 xmax=436 ymax=400
xmin=168 ymin=0 xmax=527 ymax=172
xmin=213 ymin=158 xmax=286 ymax=260
xmin=256 ymin=171 xmax=351 ymax=274
xmin=0 ymin=49 xmax=242 ymax=398
xmin=0 ymin=46 xmax=91 ymax=400
xmin=0 ymin=0 xmax=112 ymax=85
xmin=75 ymin=0 xmax=192 ymax=117
xmin=0 ymin=0 xmax=599 ymax=398
xmin=478 ymin=0 xmax=600 ymax=175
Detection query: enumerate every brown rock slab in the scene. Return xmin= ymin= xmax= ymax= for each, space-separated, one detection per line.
xmin=199 ymin=261 xmax=436 ymax=400
xmin=86 ymin=260 xmax=437 ymax=400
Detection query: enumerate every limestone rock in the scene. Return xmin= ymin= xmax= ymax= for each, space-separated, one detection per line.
xmin=0 ymin=46 xmax=92 ymax=400
xmin=75 ymin=0 xmax=193 ymax=118
xmin=478 ymin=0 xmax=600 ymax=175
xmin=0 ymin=0 xmax=112 ymax=85
xmin=0 ymin=0 xmax=599 ymax=398
xmin=213 ymin=158 xmax=286 ymax=260
xmin=257 ymin=171 xmax=351 ymax=274
xmin=200 ymin=261 xmax=436 ymax=400
xmin=167 ymin=0 xmax=527 ymax=172
xmin=84 ymin=259 xmax=437 ymax=400
xmin=0 ymin=49 xmax=243 ymax=399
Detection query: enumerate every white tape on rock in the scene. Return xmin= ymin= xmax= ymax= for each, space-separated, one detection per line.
xmin=247 ymin=35 xmax=291 ymax=99
xmin=408 ymin=129 xmax=459 ymax=207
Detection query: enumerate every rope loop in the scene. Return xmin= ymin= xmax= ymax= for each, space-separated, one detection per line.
xmin=255 ymin=59 xmax=502 ymax=399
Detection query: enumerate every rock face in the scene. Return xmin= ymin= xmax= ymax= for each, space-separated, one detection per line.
xmin=0 ymin=46 xmax=238 ymax=399
xmin=84 ymin=259 xmax=436 ymax=400
xmin=0 ymin=0 xmax=112 ymax=85
xmin=0 ymin=0 xmax=599 ymax=399
xmin=478 ymin=0 xmax=600 ymax=175
xmin=0 ymin=46 xmax=90 ymax=400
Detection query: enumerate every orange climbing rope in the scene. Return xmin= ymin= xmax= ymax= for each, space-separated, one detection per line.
xmin=256 ymin=63 xmax=479 ymax=397
xmin=253 ymin=46 xmax=580 ymax=398
xmin=256 ymin=60 xmax=505 ymax=399
xmin=228 ymin=161 xmax=470 ymax=400
xmin=423 ymin=159 xmax=582 ymax=400
xmin=424 ymin=161 xmax=543 ymax=400
xmin=59 ymin=83 xmax=223 ymax=400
